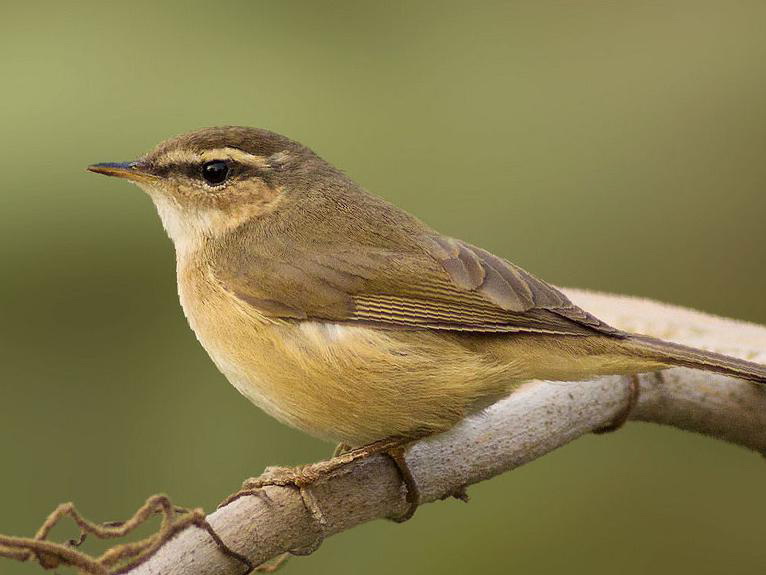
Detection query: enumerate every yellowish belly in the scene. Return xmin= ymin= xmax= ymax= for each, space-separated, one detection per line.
xmin=176 ymin=260 xmax=661 ymax=445
xmin=177 ymin=264 xmax=514 ymax=444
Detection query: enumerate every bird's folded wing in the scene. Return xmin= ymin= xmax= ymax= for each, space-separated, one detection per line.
xmin=216 ymin=234 xmax=620 ymax=336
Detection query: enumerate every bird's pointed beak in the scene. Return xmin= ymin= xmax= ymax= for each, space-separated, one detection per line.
xmin=87 ymin=161 xmax=156 ymax=183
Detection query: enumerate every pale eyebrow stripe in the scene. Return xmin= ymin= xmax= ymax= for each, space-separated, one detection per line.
xmin=153 ymin=147 xmax=276 ymax=169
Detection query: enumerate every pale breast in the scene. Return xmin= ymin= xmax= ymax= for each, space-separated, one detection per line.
xmin=176 ymin=258 xmax=297 ymax=422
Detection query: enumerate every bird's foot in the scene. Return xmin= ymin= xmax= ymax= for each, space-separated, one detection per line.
xmin=219 ymin=449 xmax=369 ymax=510
xmin=333 ymin=437 xmax=421 ymax=521
xmin=383 ymin=444 xmax=420 ymax=522
xmin=216 ymin=463 xmax=331 ymax=563
xmin=593 ymin=373 xmax=640 ymax=434
xmin=332 ymin=442 xmax=352 ymax=457
xmin=219 ymin=437 xmax=421 ymax=526
xmin=215 ymin=437 xmax=422 ymax=571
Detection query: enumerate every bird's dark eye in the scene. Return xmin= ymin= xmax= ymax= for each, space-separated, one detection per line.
xmin=201 ymin=160 xmax=229 ymax=186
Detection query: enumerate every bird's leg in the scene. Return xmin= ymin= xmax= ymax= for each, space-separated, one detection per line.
xmin=330 ymin=438 xmax=421 ymax=521
xmin=332 ymin=442 xmax=352 ymax=457
xmin=383 ymin=444 xmax=420 ymax=522
xmin=593 ymin=374 xmax=640 ymax=434
xmin=219 ymin=437 xmax=422 ymax=522
xmin=215 ymin=437 xmax=421 ymax=572
xmin=216 ymin=464 xmax=329 ymax=566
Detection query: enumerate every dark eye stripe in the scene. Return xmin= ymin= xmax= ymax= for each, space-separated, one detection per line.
xmin=148 ymin=160 xmax=258 ymax=182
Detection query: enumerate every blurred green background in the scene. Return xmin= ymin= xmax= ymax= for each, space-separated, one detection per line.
xmin=2 ymin=1 xmax=765 ymax=574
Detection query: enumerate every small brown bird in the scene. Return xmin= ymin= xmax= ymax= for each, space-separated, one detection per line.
xmin=88 ymin=126 xmax=766 ymax=453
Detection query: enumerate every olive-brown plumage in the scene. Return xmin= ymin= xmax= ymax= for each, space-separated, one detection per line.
xmin=88 ymin=126 xmax=766 ymax=445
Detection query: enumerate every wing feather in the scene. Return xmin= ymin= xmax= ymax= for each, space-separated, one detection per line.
xmin=217 ymin=232 xmax=620 ymax=337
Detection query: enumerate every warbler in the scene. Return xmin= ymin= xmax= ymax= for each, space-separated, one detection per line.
xmin=89 ymin=126 xmax=766 ymax=451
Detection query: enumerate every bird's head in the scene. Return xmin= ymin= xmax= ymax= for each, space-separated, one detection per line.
xmin=88 ymin=126 xmax=333 ymax=254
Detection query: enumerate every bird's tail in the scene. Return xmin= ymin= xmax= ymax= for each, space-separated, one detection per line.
xmin=623 ymin=334 xmax=766 ymax=383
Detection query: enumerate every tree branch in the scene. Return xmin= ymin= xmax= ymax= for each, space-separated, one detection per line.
xmin=129 ymin=289 xmax=766 ymax=574
xmin=3 ymin=290 xmax=765 ymax=574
